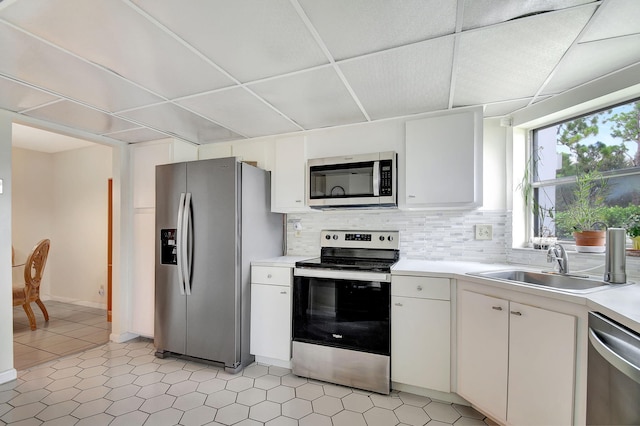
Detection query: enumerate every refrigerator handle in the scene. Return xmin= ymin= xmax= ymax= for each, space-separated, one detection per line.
xmin=183 ymin=192 xmax=192 ymax=295
xmin=176 ymin=192 xmax=186 ymax=296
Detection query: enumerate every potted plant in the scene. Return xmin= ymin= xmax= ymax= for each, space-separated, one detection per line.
xmin=555 ymin=171 xmax=608 ymax=253
xmin=517 ymin=147 xmax=557 ymax=249
xmin=627 ymin=213 xmax=640 ymax=250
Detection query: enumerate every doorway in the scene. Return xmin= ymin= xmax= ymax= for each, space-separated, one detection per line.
xmin=11 ymin=123 xmax=113 ymax=370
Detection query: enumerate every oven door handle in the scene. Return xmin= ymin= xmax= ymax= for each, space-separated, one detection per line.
xmin=294 ymin=268 xmax=390 ymax=283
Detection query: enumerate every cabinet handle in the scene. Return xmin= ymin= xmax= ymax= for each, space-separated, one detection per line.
xmin=394 ymin=302 xmax=403 ymax=307
xmin=408 ymin=195 xmax=416 ymax=198
xmin=416 ymin=285 xmax=423 ymax=291
xmin=267 ymin=274 xmax=272 ymax=279
xmin=280 ymin=291 xmax=287 ymax=295
xmin=492 ymin=306 xmax=503 ymax=311
xmin=295 ymin=200 xmax=302 ymax=203
xmin=511 ymin=311 xmax=522 ymax=316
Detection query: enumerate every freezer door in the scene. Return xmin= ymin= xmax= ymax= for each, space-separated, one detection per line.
xmin=155 ymin=162 xmax=187 ymax=355
xmin=185 ymin=157 xmax=241 ymax=366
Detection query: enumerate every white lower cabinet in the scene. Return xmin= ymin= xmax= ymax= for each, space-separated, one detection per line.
xmin=250 ymin=266 xmax=292 ymax=367
xmin=457 ymin=288 xmax=576 ymax=425
xmin=391 ymin=275 xmax=451 ymax=392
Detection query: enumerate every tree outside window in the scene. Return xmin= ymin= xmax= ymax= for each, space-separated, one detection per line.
xmin=532 ymin=99 xmax=640 ymax=241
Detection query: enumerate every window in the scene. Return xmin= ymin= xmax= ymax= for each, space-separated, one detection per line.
xmin=531 ymin=99 xmax=640 ymax=241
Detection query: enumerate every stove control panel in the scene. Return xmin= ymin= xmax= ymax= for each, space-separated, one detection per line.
xmin=320 ymin=230 xmax=399 ymax=250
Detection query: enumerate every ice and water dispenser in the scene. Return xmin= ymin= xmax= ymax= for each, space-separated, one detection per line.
xmin=160 ymin=229 xmax=177 ymax=265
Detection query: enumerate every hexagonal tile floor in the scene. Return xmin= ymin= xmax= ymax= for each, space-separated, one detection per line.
xmin=1 ymin=336 xmax=498 ymax=425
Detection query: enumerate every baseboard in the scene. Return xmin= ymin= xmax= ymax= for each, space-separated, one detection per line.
xmin=391 ymin=382 xmax=470 ymax=405
xmin=45 ymin=295 xmax=107 ymax=310
xmin=0 ymin=368 xmax=17 ymax=385
xmin=254 ymin=355 xmax=291 ymax=370
xmin=110 ymin=332 xmax=139 ymax=343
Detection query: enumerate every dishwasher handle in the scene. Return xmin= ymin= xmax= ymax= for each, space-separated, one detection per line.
xmin=589 ymin=328 xmax=640 ymax=385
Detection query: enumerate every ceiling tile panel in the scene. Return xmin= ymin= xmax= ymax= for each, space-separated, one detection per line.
xmin=0 ymin=77 xmax=59 ymax=112
xmin=483 ymin=98 xmax=535 ymax=117
xmin=24 ymin=101 xmax=138 ymax=134
xmin=177 ymin=88 xmax=300 ymax=138
xmin=298 ymin=0 xmax=457 ymax=60
xmin=0 ymin=21 xmax=162 ymax=112
xmin=579 ymin=0 xmax=640 ymax=42
xmin=248 ymin=67 xmax=366 ymax=129
xmin=542 ymin=33 xmax=640 ymax=95
xmin=119 ymin=103 xmax=243 ymax=144
xmin=338 ymin=37 xmax=454 ymax=120
xmin=462 ymin=0 xmax=596 ymax=30
xmin=1 ymin=0 xmax=234 ymax=98
xmin=131 ymin=0 xmax=328 ymax=83
xmin=453 ymin=5 xmax=597 ymax=106
xmin=103 ymin=127 xmax=169 ymax=144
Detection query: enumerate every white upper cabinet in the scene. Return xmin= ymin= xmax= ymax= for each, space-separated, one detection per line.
xmin=404 ymin=108 xmax=483 ymax=208
xmin=132 ymin=138 xmax=198 ymax=209
xmin=271 ymin=135 xmax=309 ymax=213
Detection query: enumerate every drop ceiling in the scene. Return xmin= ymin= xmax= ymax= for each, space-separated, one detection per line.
xmin=1 ymin=0 xmax=639 ymax=146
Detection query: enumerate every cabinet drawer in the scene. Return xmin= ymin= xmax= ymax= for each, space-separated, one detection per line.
xmin=391 ymin=275 xmax=450 ymax=300
xmin=252 ymin=266 xmax=292 ymax=286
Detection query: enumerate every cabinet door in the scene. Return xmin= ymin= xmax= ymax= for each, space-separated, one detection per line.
xmin=250 ymin=283 xmax=292 ymax=361
xmin=133 ymin=143 xmax=171 ymax=209
xmin=405 ymin=109 xmax=482 ymax=208
xmin=131 ymin=211 xmax=155 ymax=337
xmin=457 ymin=290 xmax=509 ymax=423
xmin=507 ymin=302 xmax=576 ymax=426
xmin=392 ymin=296 xmax=450 ymax=392
xmin=272 ymin=135 xmax=307 ymax=213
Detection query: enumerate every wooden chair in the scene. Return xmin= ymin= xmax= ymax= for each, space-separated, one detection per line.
xmin=12 ymin=239 xmax=51 ymax=331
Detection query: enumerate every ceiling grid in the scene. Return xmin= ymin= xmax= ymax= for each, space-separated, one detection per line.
xmin=0 ymin=0 xmax=638 ymax=146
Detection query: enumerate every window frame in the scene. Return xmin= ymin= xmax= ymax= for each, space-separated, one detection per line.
xmin=528 ymin=97 xmax=640 ymax=243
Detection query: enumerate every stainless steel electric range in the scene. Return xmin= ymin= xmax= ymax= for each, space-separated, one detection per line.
xmin=292 ymin=230 xmax=399 ymax=394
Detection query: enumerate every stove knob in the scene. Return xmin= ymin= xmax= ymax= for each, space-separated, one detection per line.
xmin=332 ymin=234 xmax=339 ymax=240
xmin=325 ymin=234 xmax=331 ymax=240
xmin=379 ymin=236 xmax=385 ymax=242
xmin=387 ymin=236 xmax=394 ymax=242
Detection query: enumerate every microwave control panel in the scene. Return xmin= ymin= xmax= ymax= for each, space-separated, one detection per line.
xmin=379 ymin=159 xmax=393 ymax=196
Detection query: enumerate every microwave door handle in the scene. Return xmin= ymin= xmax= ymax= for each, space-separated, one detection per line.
xmin=373 ymin=161 xmax=380 ymax=196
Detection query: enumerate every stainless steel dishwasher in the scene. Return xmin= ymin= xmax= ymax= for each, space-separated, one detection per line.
xmin=587 ymin=312 xmax=640 ymax=425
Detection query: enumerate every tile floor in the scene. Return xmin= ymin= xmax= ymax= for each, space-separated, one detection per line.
xmin=2 ymin=334 xmax=497 ymax=426
xmin=13 ymin=301 xmax=111 ymax=371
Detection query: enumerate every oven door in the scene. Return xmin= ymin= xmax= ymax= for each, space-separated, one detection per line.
xmin=293 ymin=268 xmax=391 ymax=356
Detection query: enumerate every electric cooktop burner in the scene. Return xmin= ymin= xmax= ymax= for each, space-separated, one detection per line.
xmin=295 ymin=230 xmax=399 ymax=273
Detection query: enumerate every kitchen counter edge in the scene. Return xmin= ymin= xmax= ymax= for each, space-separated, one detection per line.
xmin=392 ymin=259 xmax=640 ymax=334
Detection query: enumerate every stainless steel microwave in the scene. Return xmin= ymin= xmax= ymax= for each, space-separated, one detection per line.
xmin=307 ymin=151 xmax=397 ymax=209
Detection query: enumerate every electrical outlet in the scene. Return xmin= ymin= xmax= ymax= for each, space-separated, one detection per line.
xmin=475 ymin=224 xmax=493 ymax=240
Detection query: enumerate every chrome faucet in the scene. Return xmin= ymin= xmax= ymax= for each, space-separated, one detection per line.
xmin=547 ymin=243 xmax=569 ymax=274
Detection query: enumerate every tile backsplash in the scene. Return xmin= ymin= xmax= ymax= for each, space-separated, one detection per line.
xmin=285 ymin=209 xmax=509 ymax=263
xmin=285 ymin=208 xmax=640 ymax=281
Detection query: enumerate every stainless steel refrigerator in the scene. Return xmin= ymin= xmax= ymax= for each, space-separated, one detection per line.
xmin=154 ymin=157 xmax=283 ymax=373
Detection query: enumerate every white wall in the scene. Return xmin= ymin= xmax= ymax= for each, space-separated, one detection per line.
xmin=50 ymin=145 xmax=112 ymax=306
xmin=12 ymin=144 xmax=112 ymax=308
xmin=0 ymin=112 xmax=16 ymax=383
xmin=11 ymin=148 xmax=53 ymax=291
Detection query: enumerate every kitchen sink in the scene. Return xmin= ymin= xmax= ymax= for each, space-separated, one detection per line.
xmin=469 ymin=269 xmax=631 ymax=294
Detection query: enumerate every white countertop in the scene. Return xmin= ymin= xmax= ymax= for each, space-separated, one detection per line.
xmin=251 ymin=255 xmax=316 ymax=268
xmin=393 ymin=259 xmax=640 ymax=334
xmin=392 ymin=259 xmax=512 ymax=277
